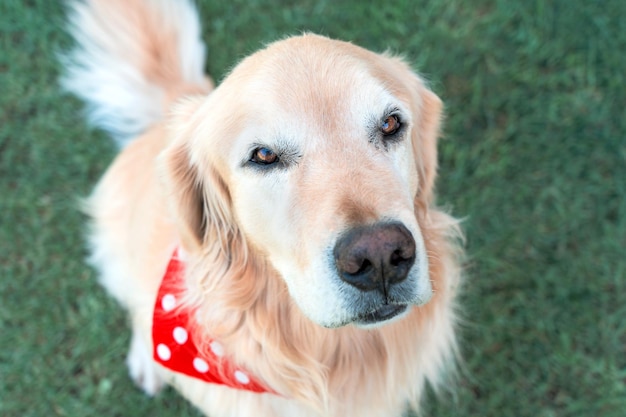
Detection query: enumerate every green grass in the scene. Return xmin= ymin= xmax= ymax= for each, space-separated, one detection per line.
xmin=1 ymin=0 xmax=624 ymax=416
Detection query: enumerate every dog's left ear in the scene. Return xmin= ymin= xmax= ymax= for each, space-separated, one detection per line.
xmin=382 ymin=55 xmax=443 ymax=210
xmin=411 ymin=83 xmax=443 ymax=210
xmin=383 ymin=56 xmax=443 ymax=211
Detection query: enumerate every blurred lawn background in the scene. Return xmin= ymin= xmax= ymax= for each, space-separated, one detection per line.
xmin=1 ymin=0 xmax=625 ymax=416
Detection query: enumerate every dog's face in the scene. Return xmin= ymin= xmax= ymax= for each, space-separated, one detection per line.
xmin=162 ymin=35 xmax=443 ymax=328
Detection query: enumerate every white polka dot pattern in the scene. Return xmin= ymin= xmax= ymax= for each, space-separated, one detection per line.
xmin=210 ymin=341 xmax=224 ymax=356
xmin=234 ymin=370 xmax=250 ymax=384
xmin=156 ymin=343 xmax=171 ymax=361
xmin=173 ymin=326 xmax=188 ymax=345
xmin=193 ymin=357 xmax=209 ymax=373
xmin=161 ymin=294 xmax=176 ymax=311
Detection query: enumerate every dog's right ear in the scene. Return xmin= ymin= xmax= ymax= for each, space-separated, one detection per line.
xmin=159 ymin=97 xmax=235 ymax=253
xmin=160 ymin=140 xmax=207 ymax=252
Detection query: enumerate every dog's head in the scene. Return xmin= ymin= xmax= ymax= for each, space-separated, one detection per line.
xmin=161 ymin=35 xmax=443 ymax=329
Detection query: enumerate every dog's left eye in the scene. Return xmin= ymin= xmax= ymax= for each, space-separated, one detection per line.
xmin=250 ymin=147 xmax=279 ymax=165
xmin=381 ymin=115 xmax=401 ymax=136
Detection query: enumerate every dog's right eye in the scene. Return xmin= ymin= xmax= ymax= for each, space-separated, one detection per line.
xmin=250 ymin=147 xmax=279 ymax=165
xmin=381 ymin=115 xmax=402 ymax=136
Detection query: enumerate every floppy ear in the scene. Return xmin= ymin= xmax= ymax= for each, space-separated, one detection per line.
xmin=159 ymin=97 xmax=236 ymax=253
xmin=411 ymin=85 xmax=443 ymax=210
xmin=380 ymin=55 xmax=443 ymax=210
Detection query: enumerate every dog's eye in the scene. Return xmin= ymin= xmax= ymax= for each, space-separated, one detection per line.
xmin=381 ymin=115 xmax=401 ymax=136
xmin=250 ymin=147 xmax=278 ymax=165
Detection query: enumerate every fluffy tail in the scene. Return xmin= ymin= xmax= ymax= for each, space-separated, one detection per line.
xmin=61 ymin=0 xmax=213 ymax=147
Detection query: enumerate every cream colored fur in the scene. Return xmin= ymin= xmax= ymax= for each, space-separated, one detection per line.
xmin=63 ymin=0 xmax=464 ymax=416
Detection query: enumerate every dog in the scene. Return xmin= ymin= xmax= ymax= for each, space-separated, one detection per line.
xmin=62 ymin=0 xmax=463 ymax=415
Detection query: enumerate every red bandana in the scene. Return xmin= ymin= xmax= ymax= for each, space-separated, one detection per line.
xmin=152 ymin=249 xmax=272 ymax=394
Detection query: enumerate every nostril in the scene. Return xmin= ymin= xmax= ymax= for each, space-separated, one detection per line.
xmin=390 ymin=249 xmax=402 ymax=266
xmin=338 ymin=255 xmax=374 ymax=278
xmin=353 ymin=258 xmax=372 ymax=276
xmin=389 ymin=248 xmax=413 ymax=267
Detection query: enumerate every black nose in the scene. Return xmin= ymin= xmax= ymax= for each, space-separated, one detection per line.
xmin=333 ymin=222 xmax=416 ymax=292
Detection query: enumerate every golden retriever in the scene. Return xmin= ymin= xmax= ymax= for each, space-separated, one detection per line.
xmin=62 ymin=0 xmax=463 ymax=415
